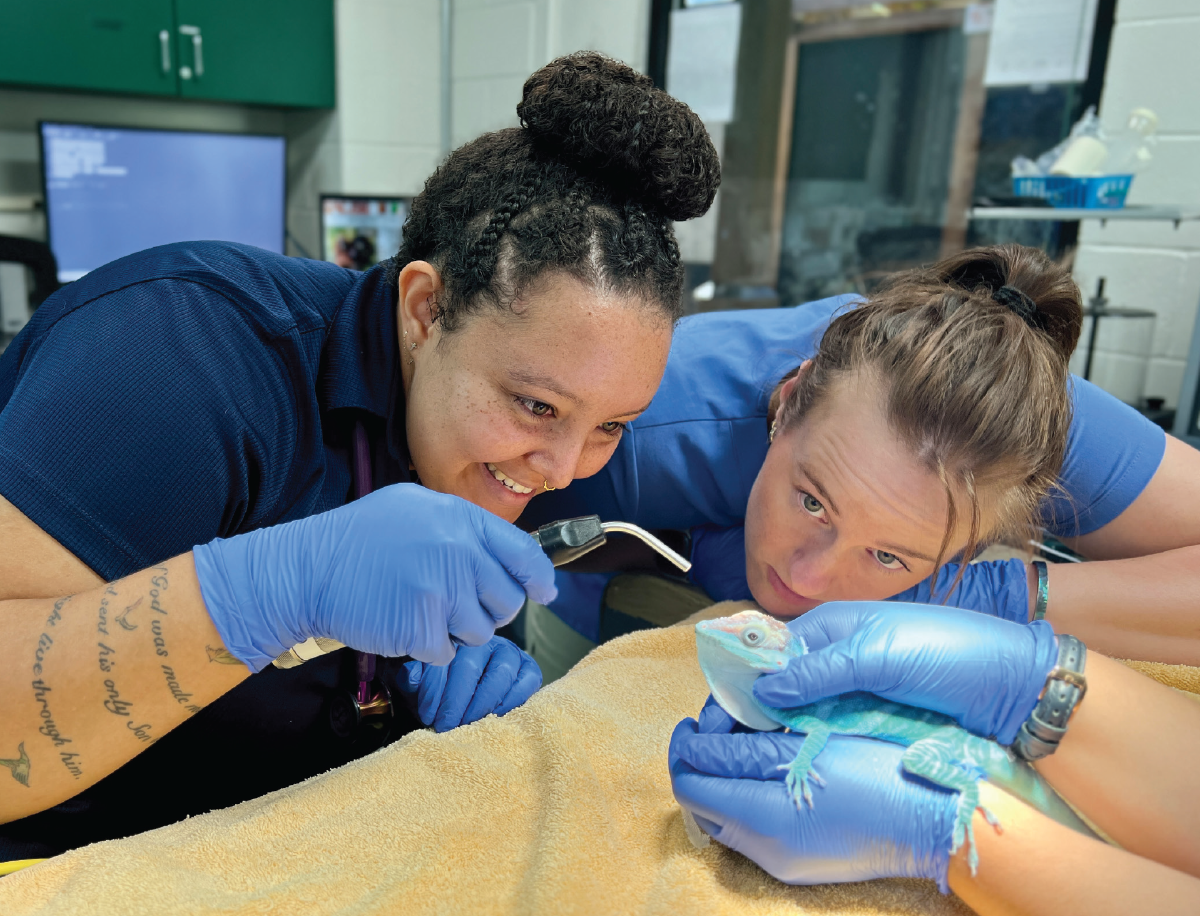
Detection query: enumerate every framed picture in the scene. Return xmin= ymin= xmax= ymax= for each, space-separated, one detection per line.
xmin=320 ymin=195 xmax=408 ymax=271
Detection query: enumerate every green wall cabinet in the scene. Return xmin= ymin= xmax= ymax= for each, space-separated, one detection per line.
xmin=173 ymin=0 xmax=334 ymax=107
xmin=0 ymin=0 xmax=334 ymax=108
xmin=0 ymin=1 xmax=178 ymax=98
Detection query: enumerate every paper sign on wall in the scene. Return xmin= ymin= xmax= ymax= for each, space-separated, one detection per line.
xmin=667 ymin=2 xmax=742 ymax=124
xmin=984 ymin=0 xmax=1099 ymax=86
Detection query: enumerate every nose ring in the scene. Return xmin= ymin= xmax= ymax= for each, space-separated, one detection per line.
xmin=543 ymin=480 xmax=555 ymax=491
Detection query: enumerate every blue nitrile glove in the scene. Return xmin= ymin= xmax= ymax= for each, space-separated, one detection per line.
xmin=670 ymin=717 xmax=958 ymax=891
xmin=754 ymin=601 xmax=1058 ymax=745
xmin=397 ymin=635 xmax=542 ymax=732
xmin=888 ymin=559 xmax=1031 ymax=623
xmin=192 ymin=483 xmax=557 ymax=672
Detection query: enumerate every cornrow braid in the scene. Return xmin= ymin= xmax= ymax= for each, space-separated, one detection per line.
xmin=618 ymin=199 xmax=653 ymax=275
xmin=458 ymin=172 xmax=544 ymax=306
xmin=564 ymin=186 xmax=590 ymax=232
xmin=654 ymin=214 xmax=681 ymax=303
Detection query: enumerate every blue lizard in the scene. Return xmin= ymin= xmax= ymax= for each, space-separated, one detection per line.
xmin=694 ymin=609 xmax=1100 ymax=873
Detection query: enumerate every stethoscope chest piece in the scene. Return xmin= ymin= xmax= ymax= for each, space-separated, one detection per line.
xmin=329 ymin=677 xmax=395 ymax=745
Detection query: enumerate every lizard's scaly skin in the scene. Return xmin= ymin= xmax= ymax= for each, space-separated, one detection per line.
xmin=695 ymin=610 xmax=1099 ymax=875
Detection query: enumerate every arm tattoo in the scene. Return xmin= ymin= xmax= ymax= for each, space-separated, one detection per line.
xmin=206 ymin=645 xmax=241 ymax=665
xmin=46 ymin=595 xmax=70 ymax=629
xmin=30 ymin=680 xmax=81 ymax=778
xmin=114 ymin=597 xmax=142 ymax=632
xmin=102 ymin=679 xmax=133 ymax=717
xmin=0 ymin=743 xmax=30 ymax=787
xmin=161 ymin=666 xmax=201 ymax=715
xmin=28 ymin=595 xmax=82 ymax=777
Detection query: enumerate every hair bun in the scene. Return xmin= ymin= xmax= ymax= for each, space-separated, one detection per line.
xmin=939 ymin=244 xmax=1084 ymax=360
xmin=516 ymin=51 xmax=720 ymax=221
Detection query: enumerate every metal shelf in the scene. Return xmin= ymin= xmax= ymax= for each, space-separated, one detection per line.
xmin=969 ymin=205 xmax=1200 ymax=227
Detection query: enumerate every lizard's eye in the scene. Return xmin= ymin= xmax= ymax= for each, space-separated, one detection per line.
xmin=741 ymin=625 xmax=766 ymax=647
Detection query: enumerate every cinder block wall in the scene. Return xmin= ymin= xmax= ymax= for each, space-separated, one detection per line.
xmin=1071 ymin=0 xmax=1200 ymax=408
xmin=285 ymin=0 xmax=444 ymax=258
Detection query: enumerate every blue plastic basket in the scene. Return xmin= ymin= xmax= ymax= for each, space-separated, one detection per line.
xmin=1011 ymin=174 xmax=1134 ymax=209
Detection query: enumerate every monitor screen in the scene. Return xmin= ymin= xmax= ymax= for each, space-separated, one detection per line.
xmin=40 ymin=122 xmax=286 ymax=283
xmin=321 ymin=196 xmax=407 ymax=271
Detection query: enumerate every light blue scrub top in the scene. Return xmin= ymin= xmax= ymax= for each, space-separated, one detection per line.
xmin=527 ymin=296 xmax=1167 ymax=636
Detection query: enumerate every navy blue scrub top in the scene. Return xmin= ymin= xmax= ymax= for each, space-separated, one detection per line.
xmin=528 ymin=294 xmax=1168 ymax=623
xmin=0 ymin=242 xmax=416 ymax=857
xmin=0 ymin=241 xmax=414 ymax=580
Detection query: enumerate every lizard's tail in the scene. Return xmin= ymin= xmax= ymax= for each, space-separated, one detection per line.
xmin=977 ymin=743 xmax=1103 ymax=842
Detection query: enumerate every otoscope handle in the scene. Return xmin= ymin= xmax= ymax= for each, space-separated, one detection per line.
xmin=529 ymin=515 xmax=608 ymax=567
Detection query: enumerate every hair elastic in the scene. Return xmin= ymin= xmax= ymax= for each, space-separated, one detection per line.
xmin=992 ymin=285 xmax=1043 ymax=330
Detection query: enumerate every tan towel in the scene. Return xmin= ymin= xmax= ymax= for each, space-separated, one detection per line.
xmin=1119 ymin=658 xmax=1200 ymax=696
xmin=1 ymin=602 xmax=1195 ymax=916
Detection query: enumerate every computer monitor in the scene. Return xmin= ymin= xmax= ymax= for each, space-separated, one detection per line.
xmin=40 ymin=122 xmax=286 ymax=283
xmin=321 ymin=195 xmax=407 ymax=271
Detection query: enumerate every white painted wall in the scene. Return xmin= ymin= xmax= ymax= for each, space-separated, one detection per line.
xmin=286 ymin=0 xmax=444 ymax=257
xmin=1070 ymin=0 xmax=1200 ymax=408
xmin=451 ymin=0 xmax=651 ymax=145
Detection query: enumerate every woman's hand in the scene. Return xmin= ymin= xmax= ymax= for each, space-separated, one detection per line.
xmin=754 ymin=601 xmax=1058 ymax=744
xmin=193 ymin=483 xmax=558 ymax=671
xmin=397 ymin=635 xmax=542 ymax=732
xmin=669 ymin=715 xmax=958 ymax=890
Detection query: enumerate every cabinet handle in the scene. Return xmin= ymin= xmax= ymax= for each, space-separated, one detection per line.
xmin=179 ymin=25 xmax=204 ymax=78
xmin=159 ymin=29 xmax=171 ymax=73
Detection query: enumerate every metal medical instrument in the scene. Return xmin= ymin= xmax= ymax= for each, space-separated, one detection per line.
xmin=527 ymin=515 xmax=691 ymax=573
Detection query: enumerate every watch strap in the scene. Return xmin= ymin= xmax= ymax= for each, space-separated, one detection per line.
xmin=1012 ymin=634 xmax=1087 ymax=761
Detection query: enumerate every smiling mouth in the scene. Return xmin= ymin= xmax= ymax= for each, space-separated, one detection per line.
xmin=486 ymin=463 xmax=535 ymax=495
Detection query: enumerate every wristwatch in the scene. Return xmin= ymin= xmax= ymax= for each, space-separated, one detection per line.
xmin=1012 ymin=633 xmax=1087 ymax=762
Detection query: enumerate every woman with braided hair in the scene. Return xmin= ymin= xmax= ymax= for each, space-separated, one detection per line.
xmin=0 ymin=52 xmax=719 ymax=857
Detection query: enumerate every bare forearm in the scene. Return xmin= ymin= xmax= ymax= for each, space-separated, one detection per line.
xmin=949 ymin=782 xmax=1200 ymax=916
xmin=1031 ymin=652 xmax=1200 ymax=877
xmin=0 ymin=554 xmax=249 ymax=823
xmin=1030 ymin=547 xmax=1200 ymax=664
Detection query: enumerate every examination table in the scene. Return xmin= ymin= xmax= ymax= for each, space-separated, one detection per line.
xmin=1 ymin=601 xmax=1196 ymax=916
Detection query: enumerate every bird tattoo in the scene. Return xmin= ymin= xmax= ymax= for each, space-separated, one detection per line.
xmin=206 ymin=645 xmax=241 ymax=665
xmin=114 ymin=597 xmax=142 ymax=631
xmin=0 ymin=743 xmax=31 ymax=787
